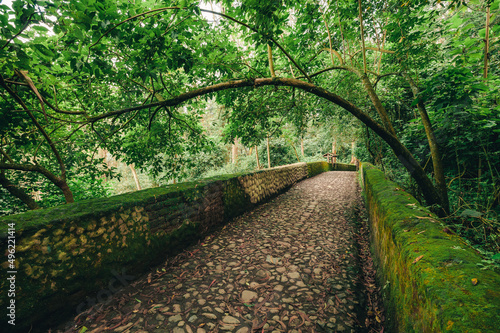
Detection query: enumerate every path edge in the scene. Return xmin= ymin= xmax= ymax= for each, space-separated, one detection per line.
xmin=360 ymin=162 xmax=500 ymax=333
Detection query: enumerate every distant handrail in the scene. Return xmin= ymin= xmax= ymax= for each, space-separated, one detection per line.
xmin=322 ymin=152 xmax=338 ymax=165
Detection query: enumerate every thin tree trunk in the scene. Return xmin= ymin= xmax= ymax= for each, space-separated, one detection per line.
xmin=484 ymin=5 xmax=490 ymax=79
xmin=350 ymin=141 xmax=356 ymax=164
xmin=59 ymin=181 xmax=74 ymax=203
xmin=267 ymin=136 xmax=271 ymax=168
xmin=268 ymin=44 xmax=275 ymax=78
xmin=301 ymin=138 xmax=305 ymax=157
xmin=255 ymin=145 xmax=261 ymax=169
xmin=360 ymin=74 xmax=397 ymax=136
xmin=332 ymin=139 xmax=337 ymax=163
xmin=0 ymin=172 xmax=40 ymax=210
xmin=129 ymin=164 xmax=142 ymax=191
xmin=358 ymin=0 xmax=367 ymax=73
xmin=0 ymin=74 xmax=74 ymax=203
xmin=287 ymin=139 xmax=300 ymax=162
xmin=232 ymin=138 xmax=239 ymax=164
xmin=403 ymin=72 xmax=449 ymax=214
xmin=320 ymin=7 xmax=336 ymax=66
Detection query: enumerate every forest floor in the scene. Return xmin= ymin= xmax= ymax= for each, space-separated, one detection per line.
xmin=55 ymin=171 xmax=384 ymax=333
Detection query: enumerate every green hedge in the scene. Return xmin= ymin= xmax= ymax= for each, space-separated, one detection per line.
xmin=361 ymin=162 xmax=500 ymax=332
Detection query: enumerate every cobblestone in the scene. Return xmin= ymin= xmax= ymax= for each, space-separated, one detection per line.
xmin=57 ymin=171 xmax=373 ymax=332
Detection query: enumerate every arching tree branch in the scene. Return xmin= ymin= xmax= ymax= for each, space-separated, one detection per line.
xmin=88 ymin=77 xmax=442 ymax=208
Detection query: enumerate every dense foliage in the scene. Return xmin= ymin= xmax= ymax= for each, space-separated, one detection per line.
xmin=0 ymin=0 xmax=499 ymax=259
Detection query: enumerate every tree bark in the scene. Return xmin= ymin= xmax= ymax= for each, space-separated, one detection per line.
xmin=268 ymin=44 xmax=276 ymax=78
xmin=350 ymin=141 xmax=356 ymax=164
xmin=403 ymin=72 xmax=449 ymax=214
xmin=0 ymin=162 xmax=74 ymax=203
xmin=332 ymin=139 xmax=337 ymax=163
xmin=232 ymin=138 xmax=238 ymax=164
xmin=255 ymin=145 xmax=261 ymax=169
xmin=0 ymin=173 xmax=40 ymax=210
xmin=288 ymin=139 xmax=300 ymax=162
xmin=358 ymin=0 xmax=367 ymax=73
xmin=360 ymin=74 xmax=397 ymax=136
xmin=129 ymin=164 xmax=142 ymax=191
xmin=484 ymin=5 xmax=490 ymax=79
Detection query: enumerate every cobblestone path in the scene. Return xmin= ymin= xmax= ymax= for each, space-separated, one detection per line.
xmin=58 ymin=171 xmax=376 ymax=333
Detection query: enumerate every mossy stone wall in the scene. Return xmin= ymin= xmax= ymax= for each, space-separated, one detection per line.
xmin=361 ymin=162 xmax=500 ymax=332
xmin=0 ymin=161 xmax=352 ymax=331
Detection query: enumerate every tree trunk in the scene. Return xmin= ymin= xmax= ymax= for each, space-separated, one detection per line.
xmin=0 ymin=173 xmax=40 ymax=210
xmin=350 ymin=141 xmax=356 ymax=164
xmin=360 ymin=74 xmax=397 ymax=136
xmin=301 ymin=138 xmax=305 ymax=157
xmin=268 ymin=44 xmax=276 ymax=78
xmin=288 ymin=139 xmax=300 ymax=162
xmin=332 ymin=139 xmax=337 ymax=163
xmin=358 ymin=0 xmax=367 ymax=73
xmin=232 ymin=138 xmax=239 ymax=164
xmin=403 ymin=72 xmax=449 ymax=214
xmin=129 ymin=164 xmax=142 ymax=191
xmin=59 ymin=180 xmax=74 ymax=203
xmin=267 ymin=136 xmax=271 ymax=168
xmin=255 ymin=145 xmax=261 ymax=169
xmin=484 ymin=5 xmax=490 ymax=79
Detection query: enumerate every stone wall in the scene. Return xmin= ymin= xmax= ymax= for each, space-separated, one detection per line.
xmin=361 ymin=163 xmax=500 ymax=332
xmin=0 ymin=161 xmax=352 ymax=331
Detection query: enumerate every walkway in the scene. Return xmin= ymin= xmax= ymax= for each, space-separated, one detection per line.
xmin=57 ymin=171 xmax=382 ymax=333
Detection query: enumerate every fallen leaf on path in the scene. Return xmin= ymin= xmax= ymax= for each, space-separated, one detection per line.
xmin=412 ymin=255 xmax=424 ymax=264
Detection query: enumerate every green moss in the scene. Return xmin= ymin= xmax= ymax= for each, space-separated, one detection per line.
xmin=361 ymin=162 xmax=500 ymax=332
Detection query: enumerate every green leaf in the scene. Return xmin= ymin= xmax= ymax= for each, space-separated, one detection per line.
xmin=32 ymin=25 xmax=49 ymax=32
xmin=32 ymin=43 xmax=55 ymax=59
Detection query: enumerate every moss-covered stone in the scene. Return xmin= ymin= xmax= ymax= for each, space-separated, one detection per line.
xmin=361 ymin=162 xmax=500 ymax=332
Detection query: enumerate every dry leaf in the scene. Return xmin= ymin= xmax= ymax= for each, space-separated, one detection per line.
xmin=412 ymin=255 xmax=424 ymax=264
xmin=471 ymin=278 xmax=478 ymax=286
xmin=415 ymin=216 xmax=437 ymax=223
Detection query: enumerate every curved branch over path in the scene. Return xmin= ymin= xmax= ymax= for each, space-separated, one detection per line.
xmin=90 ymin=77 xmax=443 ymax=209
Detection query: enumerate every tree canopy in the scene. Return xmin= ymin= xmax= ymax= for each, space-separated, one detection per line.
xmin=1 ymin=0 xmax=499 ymax=232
